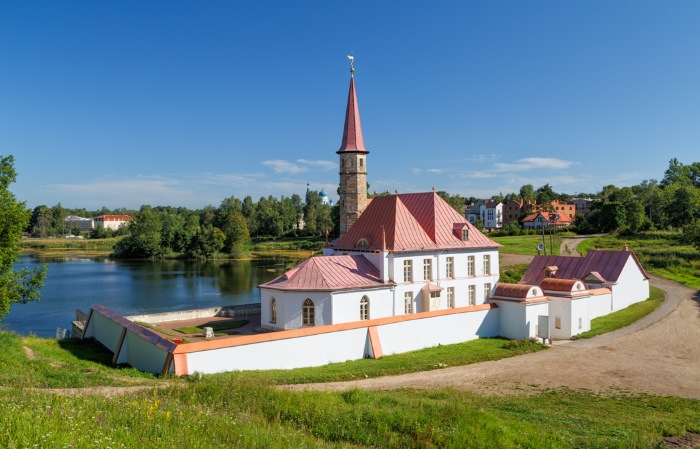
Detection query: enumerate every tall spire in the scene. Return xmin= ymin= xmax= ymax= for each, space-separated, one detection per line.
xmin=337 ymin=74 xmax=368 ymax=154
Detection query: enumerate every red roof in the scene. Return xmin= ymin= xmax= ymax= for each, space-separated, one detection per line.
xmin=337 ymin=75 xmax=368 ymax=154
xmin=493 ymin=283 xmax=538 ymax=299
xmin=519 ymin=250 xmax=650 ymax=285
xmin=259 ymin=255 xmax=386 ymax=291
xmin=539 ymin=278 xmax=580 ymax=292
xmin=333 ymin=192 xmax=500 ymax=252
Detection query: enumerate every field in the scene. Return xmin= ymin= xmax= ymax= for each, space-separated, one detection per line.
xmin=19 ymin=237 xmax=120 ymax=256
xmin=492 ymin=234 xmax=563 ymax=255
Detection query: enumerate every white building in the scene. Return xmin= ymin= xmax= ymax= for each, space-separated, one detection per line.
xmin=260 ymin=192 xmax=501 ymax=330
xmin=64 ymin=215 xmax=94 ymax=232
xmin=466 ymin=200 xmax=503 ymax=230
xmin=93 ymin=215 xmax=132 ymax=230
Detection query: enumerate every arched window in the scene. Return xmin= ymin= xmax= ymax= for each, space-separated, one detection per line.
xmin=356 ymin=238 xmax=369 ymax=248
xmin=302 ymin=298 xmax=315 ymax=326
xmin=360 ymin=296 xmax=370 ymax=320
xmin=270 ymin=298 xmax=277 ymax=324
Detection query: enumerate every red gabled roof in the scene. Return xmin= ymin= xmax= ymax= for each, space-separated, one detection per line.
xmin=337 ymin=75 xmax=368 ymax=154
xmin=333 ymin=192 xmax=501 ymax=252
xmin=259 ymin=255 xmax=385 ymax=291
xmin=519 ymin=250 xmax=650 ymax=285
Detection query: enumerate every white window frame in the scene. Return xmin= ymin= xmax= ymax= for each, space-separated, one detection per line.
xmin=403 ymin=260 xmax=413 ymax=283
xmin=360 ymin=296 xmax=370 ymax=320
xmin=404 ymin=291 xmax=413 ymax=314
xmin=447 ymin=287 xmax=455 ymax=308
xmin=445 ymin=257 xmax=454 ymax=278
xmin=467 ymin=256 xmax=475 ymax=276
xmin=423 ymin=258 xmax=432 ymax=281
xmin=484 ymin=283 xmax=491 ymax=301
xmin=468 ymin=285 xmax=476 ymax=305
xmin=270 ymin=297 xmax=277 ymax=324
xmin=302 ymin=298 xmax=315 ymax=326
xmin=483 ymin=254 xmax=491 ymax=275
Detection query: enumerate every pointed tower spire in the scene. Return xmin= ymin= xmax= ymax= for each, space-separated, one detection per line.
xmin=337 ymin=61 xmax=369 ymax=236
xmin=337 ymin=75 xmax=368 ymax=154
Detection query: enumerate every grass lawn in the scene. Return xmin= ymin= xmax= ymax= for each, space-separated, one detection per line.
xmin=218 ymin=337 xmax=546 ymax=385
xmin=173 ymin=319 xmax=249 ymax=334
xmin=573 ymin=286 xmax=665 ymax=339
xmin=492 ymin=234 xmax=563 ymax=255
xmin=499 ymin=263 xmax=529 ymax=283
xmin=579 ymin=231 xmax=700 ymax=290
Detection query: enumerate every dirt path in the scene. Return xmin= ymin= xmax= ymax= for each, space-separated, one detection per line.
xmin=288 ymin=276 xmax=700 ymax=399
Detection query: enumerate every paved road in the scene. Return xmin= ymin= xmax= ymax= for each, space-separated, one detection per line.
xmin=289 ymin=276 xmax=700 ymax=399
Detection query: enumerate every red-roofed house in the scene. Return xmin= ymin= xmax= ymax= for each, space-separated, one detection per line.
xmin=259 ymin=71 xmax=501 ymax=331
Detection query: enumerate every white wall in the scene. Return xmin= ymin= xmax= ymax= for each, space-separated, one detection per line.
xmin=331 ymin=288 xmax=394 ymax=323
xmin=549 ymin=297 xmax=572 ymax=340
xmin=186 ymin=327 xmax=371 ymax=373
xmin=118 ymin=331 xmax=170 ymax=374
xmin=261 ymin=290 xmax=332 ymax=330
xmin=588 ymin=292 xmax=613 ymax=319
xmin=611 ymin=258 xmax=650 ymax=311
xmin=492 ymin=300 xmax=547 ymax=340
xmin=182 ymin=307 xmax=499 ymax=374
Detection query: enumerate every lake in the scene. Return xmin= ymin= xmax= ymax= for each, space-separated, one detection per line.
xmin=3 ymin=254 xmax=298 ymax=338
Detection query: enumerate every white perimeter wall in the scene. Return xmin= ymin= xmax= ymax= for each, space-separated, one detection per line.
xmin=492 ymin=300 xmax=548 ymax=340
xmin=184 ymin=307 xmax=500 ymax=374
xmin=588 ymin=292 xmax=613 ymax=319
xmin=612 ymin=258 xmax=650 ymax=311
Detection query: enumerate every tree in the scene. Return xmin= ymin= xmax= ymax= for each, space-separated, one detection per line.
xmin=0 ymin=155 xmax=46 ymax=320
xmin=686 ymin=219 xmax=700 ymax=251
xmin=519 ymin=184 xmax=536 ymax=202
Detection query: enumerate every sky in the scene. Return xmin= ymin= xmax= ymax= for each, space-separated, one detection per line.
xmin=1 ymin=1 xmax=699 ymax=210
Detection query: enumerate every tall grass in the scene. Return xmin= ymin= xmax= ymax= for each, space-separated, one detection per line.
xmin=1 ymin=380 xmax=697 ymax=448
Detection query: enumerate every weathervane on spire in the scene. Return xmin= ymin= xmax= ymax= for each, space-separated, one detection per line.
xmin=347 ymin=53 xmax=355 ymax=73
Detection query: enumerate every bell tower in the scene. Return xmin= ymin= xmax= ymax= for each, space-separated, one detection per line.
xmin=337 ymin=63 xmax=369 ymax=236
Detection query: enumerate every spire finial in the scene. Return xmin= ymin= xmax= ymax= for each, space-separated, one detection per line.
xmin=347 ymin=54 xmax=355 ymax=74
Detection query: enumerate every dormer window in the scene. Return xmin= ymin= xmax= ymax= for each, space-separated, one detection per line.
xmin=544 ymin=266 xmax=558 ymax=278
xmin=356 ymin=238 xmax=369 ymax=248
xmin=462 ymin=229 xmax=469 ymax=241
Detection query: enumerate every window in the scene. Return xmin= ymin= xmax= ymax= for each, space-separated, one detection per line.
xmin=360 ymin=296 xmax=369 ymax=320
xmin=423 ymin=258 xmax=432 ymax=281
xmin=483 ymin=255 xmax=491 ymax=275
xmin=484 ymin=283 xmax=491 ymax=301
xmin=445 ymin=257 xmax=454 ymax=278
xmin=270 ymin=298 xmax=277 ymax=324
xmin=404 ymin=291 xmax=413 ymax=314
xmin=360 ymin=158 xmax=364 ymax=168
xmin=356 ymin=238 xmax=368 ymax=248
xmin=447 ymin=287 xmax=455 ymax=308
xmin=403 ymin=260 xmax=413 ymax=283
xmin=578 ymin=317 xmax=582 ymax=330
xmin=467 ymin=256 xmax=475 ymax=276
xmin=555 ymin=317 xmax=561 ymax=329
xmin=468 ymin=285 xmax=476 ymax=305
xmin=462 ymin=229 xmax=469 ymax=241
xmin=302 ymin=299 xmax=315 ymax=326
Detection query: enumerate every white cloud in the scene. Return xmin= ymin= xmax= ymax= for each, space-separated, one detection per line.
xmin=261 ymin=158 xmax=336 ymax=174
xmin=262 ymin=159 xmax=307 ymax=174
xmin=297 ymin=159 xmax=336 ymax=171
xmin=494 ymin=157 xmax=575 ymax=172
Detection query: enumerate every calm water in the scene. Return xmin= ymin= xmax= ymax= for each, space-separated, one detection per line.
xmin=4 ymin=254 xmax=297 ymax=338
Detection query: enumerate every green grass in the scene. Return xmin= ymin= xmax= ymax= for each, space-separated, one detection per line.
xmin=217 ymin=337 xmax=546 ymax=385
xmin=579 ymin=231 xmax=700 ymax=290
xmin=573 ymin=286 xmax=665 ymax=339
xmin=173 ymin=319 xmax=249 ymax=334
xmin=492 ymin=234 xmax=563 ymax=255
xmin=20 ymin=237 xmax=121 ymax=252
xmin=0 ymin=333 xmax=154 ymax=388
xmin=499 ymin=263 xmax=530 ymax=283
xmin=1 ymin=378 xmax=698 ymax=448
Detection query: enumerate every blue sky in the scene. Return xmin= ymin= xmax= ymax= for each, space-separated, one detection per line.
xmin=1 ymin=1 xmax=698 ymax=210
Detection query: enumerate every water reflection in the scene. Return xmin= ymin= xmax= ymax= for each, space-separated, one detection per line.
xmin=3 ymin=254 xmax=300 ymax=338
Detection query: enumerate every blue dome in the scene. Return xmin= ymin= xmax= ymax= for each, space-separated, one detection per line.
xmin=319 ymin=189 xmax=328 ymax=197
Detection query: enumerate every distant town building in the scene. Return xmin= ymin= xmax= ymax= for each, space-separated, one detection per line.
xmin=64 ymin=215 xmax=94 ymax=232
xmin=502 ymin=199 xmax=578 ymax=227
xmin=93 ymin=215 xmax=132 ymax=230
xmin=465 ymin=200 xmax=503 ymax=230
xmin=521 ymin=211 xmax=573 ymax=229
